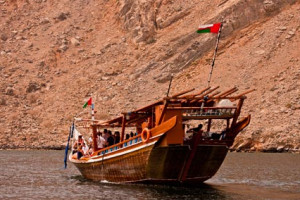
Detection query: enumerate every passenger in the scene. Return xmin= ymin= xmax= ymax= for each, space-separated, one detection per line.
xmin=106 ymin=131 xmax=114 ymax=147
xmin=72 ymin=134 xmax=84 ymax=153
xmin=77 ymin=145 xmax=84 ymax=159
xmin=186 ymin=124 xmax=203 ymax=139
xmin=88 ymin=133 xmax=93 ymax=146
xmin=192 ymin=124 xmax=203 ymax=135
xmin=114 ymin=131 xmax=120 ymax=144
xmin=88 ymin=143 xmax=94 ymax=155
xmin=220 ymin=130 xmax=226 ymax=140
xmin=97 ymin=132 xmax=106 ymax=149
xmin=125 ymin=134 xmax=130 ymax=140
xmin=130 ymin=131 xmax=134 ymax=138
xmin=72 ymin=142 xmax=78 ymax=154
xmin=78 ymin=135 xmax=84 ymax=146
xmin=110 ymin=130 xmax=116 ymax=144
xmin=103 ymin=129 xmax=109 ymax=141
xmin=196 ymin=124 xmax=203 ymax=132
xmin=106 ymin=131 xmax=115 ymax=146
xmin=82 ymin=143 xmax=89 ymax=155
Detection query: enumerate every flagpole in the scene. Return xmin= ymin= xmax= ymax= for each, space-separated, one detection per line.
xmin=91 ymin=103 xmax=95 ymax=121
xmin=64 ymin=121 xmax=74 ymax=169
xmin=207 ymin=21 xmax=223 ymax=87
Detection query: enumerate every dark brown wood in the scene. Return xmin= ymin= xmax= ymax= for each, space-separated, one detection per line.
xmin=92 ymin=125 xmax=99 ymax=152
xmin=179 ymin=131 xmax=203 ymax=181
xmin=231 ymin=98 xmax=244 ymax=127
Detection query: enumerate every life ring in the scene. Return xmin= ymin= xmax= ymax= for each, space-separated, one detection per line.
xmin=141 ymin=128 xmax=151 ymax=143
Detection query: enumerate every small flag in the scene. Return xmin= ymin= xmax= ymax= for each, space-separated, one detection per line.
xmin=197 ymin=23 xmax=221 ymax=34
xmin=83 ymin=97 xmax=92 ymax=108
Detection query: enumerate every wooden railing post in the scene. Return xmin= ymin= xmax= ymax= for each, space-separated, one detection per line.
xmin=92 ymin=125 xmax=98 ymax=152
xmin=231 ymin=97 xmax=245 ymax=127
xmin=121 ymin=114 xmax=126 ymax=143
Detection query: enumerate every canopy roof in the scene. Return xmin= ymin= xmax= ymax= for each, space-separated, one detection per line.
xmin=75 ymin=87 xmax=254 ymax=127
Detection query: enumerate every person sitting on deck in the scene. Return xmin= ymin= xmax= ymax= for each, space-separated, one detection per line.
xmin=187 ymin=124 xmax=203 ymax=140
xmin=196 ymin=124 xmax=203 ymax=132
xmin=106 ymin=131 xmax=114 ymax=147
xmin=77 ymin=145 xmax=84 ymax=159
xmin=187 ymin=124 xmax=203 ymax=135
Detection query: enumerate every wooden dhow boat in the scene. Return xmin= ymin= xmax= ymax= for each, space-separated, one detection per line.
xmin=68 ymin=86 xmax=253 ymax=184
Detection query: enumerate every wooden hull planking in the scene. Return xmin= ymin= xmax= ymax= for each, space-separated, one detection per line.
xmin=73 ymin=144 xmax=154 ymax=182
xmin=73 ymin=144 xmax=228 ymax=184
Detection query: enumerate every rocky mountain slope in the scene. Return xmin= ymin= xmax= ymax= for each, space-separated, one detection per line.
xmin=0 ymin=0 xmax=299 ymax=151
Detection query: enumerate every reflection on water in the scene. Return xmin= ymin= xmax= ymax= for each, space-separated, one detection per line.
xmin=0 ymin=150 xmax=299 ymax=199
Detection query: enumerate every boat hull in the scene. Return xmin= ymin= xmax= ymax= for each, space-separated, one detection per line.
xmin=72 ymin=144 xmax=228 ymax=184
xmin=73 ymin=144 xmax=154 ymax=182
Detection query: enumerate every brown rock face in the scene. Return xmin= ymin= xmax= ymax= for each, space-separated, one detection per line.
xmin=0 ymin=0 xmax=299 ymax=151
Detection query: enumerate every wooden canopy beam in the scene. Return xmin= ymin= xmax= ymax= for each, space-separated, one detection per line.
xmin=190 ymin=86 xmax=220 ymax=103
xmin=221 ymin=88 xmax=239 ymax=97
xmin=170 ymin=88 xmax=195 ymax=98
xmin=234 ymin=89 xmax=256 ymax=98
xmin=180 ymin=87 xmax=211 ymax=98
xmin=215 ymin=87 xmax=237 ymax=98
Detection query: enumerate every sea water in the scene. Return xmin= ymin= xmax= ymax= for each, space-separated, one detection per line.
xmin=0 ymin=150 xmax=299 ymax=200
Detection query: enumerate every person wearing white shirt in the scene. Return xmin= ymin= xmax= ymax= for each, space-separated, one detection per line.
xmin=97 ymin=132 xmax=106 ymax=149
xmin=82 ymin=143 xmax=89 ymax=155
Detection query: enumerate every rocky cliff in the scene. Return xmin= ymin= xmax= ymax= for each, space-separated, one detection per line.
xmin=0 ymin=0 xmax=299 ymax=151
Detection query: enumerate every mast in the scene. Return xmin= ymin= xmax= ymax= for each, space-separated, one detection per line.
xmin=166 ymin=75 xmax=173 ymax=97
xmin=91 ymin=103 xmax=95 ymax=121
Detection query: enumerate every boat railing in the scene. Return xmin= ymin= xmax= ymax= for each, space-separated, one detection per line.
xmin=92 ymin=134 xmax=142 ymax=158
xmin=168 ymin=106 xmax=236 ymax=118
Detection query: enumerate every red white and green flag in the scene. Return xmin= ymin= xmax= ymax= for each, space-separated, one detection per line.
xmin=197 ymin=23 xmax=221 ymax=34
xmin=83 ymin=97 xmax=92 ymax=108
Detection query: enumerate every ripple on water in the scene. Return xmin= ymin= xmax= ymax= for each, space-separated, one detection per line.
xmin=0 ymin=150 xmax=299 ymax=200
